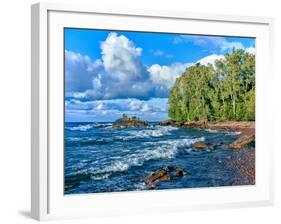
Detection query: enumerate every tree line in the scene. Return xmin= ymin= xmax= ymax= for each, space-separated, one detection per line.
xmin=168 ymin=49 xmax=255 ymax=122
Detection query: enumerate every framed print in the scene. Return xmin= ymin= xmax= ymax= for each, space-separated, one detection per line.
xmin=31 ymin=2 xmax=274 ymax=221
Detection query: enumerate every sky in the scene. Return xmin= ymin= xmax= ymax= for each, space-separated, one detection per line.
xmin=64 ymin=28 xmax=255 ymax=122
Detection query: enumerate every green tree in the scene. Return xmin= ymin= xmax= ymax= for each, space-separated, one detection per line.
xmin=168 ymin=49 xmax=255 ymax=122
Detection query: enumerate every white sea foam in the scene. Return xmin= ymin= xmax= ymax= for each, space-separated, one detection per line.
xmin=66 ymin=123 xmax=112 ymax=131
xmin=225 ymin=131 xmax=241 ymax=135
xmin=90 ymin=173 xmax=110 ymax=180
xmin=205 ymin=128 xmax=241 ymax=135
xmin=134 ymin=182 xmax=146 ymax=190
xmin=66 ymin=124 xmax=95 ymax=131
xmin=89 ymin=136 xmax=204 ymax=180
xmin=205 ymin=129 xmax=219 ymax=133
xmin=125 ymin=126 xmax=178 ymax=139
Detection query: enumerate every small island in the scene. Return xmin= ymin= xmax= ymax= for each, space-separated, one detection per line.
xmin=112 ymin=114 xmax=148 ymax=128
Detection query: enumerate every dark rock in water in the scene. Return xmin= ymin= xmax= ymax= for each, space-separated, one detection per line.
xmin=229 ymin=133 xmax=255 ymax=149
xmin=112 ymin=114 xmax=148 ymax=128
xmin=157 ymin=119 xmax=176 ymax=126
xmin=157 ymin=175 xmax=172 ymax=181
xmin=144 ymin=167 xmax=170 ymax=183
xmin=173 ymin=168 xmax=186 ymax=176
xmin=193 ymin=141 xmax=208 ymax=149
xmin=144 ymin=166 xmax=189 ymax=189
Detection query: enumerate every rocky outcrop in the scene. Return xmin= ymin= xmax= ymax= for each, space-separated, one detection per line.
xmin=192 ymin=141 xmax=208 ymax=149
xmin=144 ymin=166 xmax=170 ymax=184
xmin=112 ymin=115 xmax=148 ymax=128
xmin=157 ymin=120 xmax=175 ymax=126
xmin=229 ymin=128 xmax=255 ymax=149
xmin=144 ymin=166 xmax=189 ymax=189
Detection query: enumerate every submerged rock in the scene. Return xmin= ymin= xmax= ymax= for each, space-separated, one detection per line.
xmin=112 ymin=114 xmax=148 ymax=128
xmin=173 ymin=168 xmax=187 ymax=176
xmin=193 ymin=141 xmax=208 ymax=149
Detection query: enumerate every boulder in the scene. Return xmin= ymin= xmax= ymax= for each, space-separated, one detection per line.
xmin=157 ymin=120 xmax=176 ymax=126
xmin=144 ymin=166 xmax=189 ymax=189
xmin=173 ymin=168 xmax=186 ymax=176
xmin=229 ymin=134 xmax=255 ymax=149
xmin=144 ymin=167 xmax=170 ymax=183
xmin=193 ymin=141 xmax=208 ymax=149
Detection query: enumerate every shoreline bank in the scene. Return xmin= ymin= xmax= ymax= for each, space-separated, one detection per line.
xmin=158 ymin=120 xmax=255 ymax=149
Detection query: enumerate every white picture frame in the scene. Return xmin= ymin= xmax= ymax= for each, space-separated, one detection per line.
xmin=31 ymin=2 xmax=274 ymax=221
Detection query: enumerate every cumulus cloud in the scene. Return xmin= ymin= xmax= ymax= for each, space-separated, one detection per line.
xmin=101 ymin=32 xmax=147 ymax=82
xmin=197 ymin=54 xmax=224 ymax=66
xmin=148 ymin=62 xmax=192 ymax=90
xmin=66 ymin=32 xmax=156 ymax=100
xmin=65 ymin=50 xmax=102 ymax=92
xmin=65 ymin=32 xmax=193 ymax=100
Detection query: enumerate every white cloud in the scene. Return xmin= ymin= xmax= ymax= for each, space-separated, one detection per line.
xmin=140 ymin=104 xmax=150 ymax=112
xmin=197 ymin=54 xmax=224 ymax=66
xmin=148 ymin=62 xmax=192 ymax=90
xmin=65 ymin=50 xmax=102 ymax=92
xmin=96 ymin=102 xmax=104 ymax=110
xmin=129 ymin=99 xmax=142 ymax=111
xmin=174 ymin=35 xmax=245 ymax=53
xmin=101 ymin=32 xmax=147 ymax=82
xmin=66 ymin=32 xmax=187 ymax=100
xmin=66 ymin=33 xmax=155 ymax=100
xmin=246 ymin=47 xmax=256 ymax=54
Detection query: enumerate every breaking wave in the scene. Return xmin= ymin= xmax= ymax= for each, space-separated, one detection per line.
xmin=124 ymin=126 xmax=178 ymax=139
xmin=83 ymin=136 xmax=205 ymax=180
xmin=66 ymin=124 xmax=95 ymax=131
xmin=66 ymin=123 xmax=112 ymax=131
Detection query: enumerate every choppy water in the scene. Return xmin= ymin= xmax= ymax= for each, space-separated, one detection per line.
xmin=64 ymin=122 xmax=250 ymax=194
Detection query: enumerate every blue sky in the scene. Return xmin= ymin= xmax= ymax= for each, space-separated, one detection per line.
xmin=64 ymin=28 xmax=255 ymax=122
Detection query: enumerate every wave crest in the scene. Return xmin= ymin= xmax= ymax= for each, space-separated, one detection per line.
xmin=124 ymin=126 xmax=178 ymax=139
xmin=66 ymin=123 xmax=112 ymax=131
xmin=88 ymin=136 xmax=204 ymax=180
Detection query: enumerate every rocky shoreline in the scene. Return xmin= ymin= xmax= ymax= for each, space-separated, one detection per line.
xmin=111 ymin=118 xmax=255 ymax=189
xmin=140 ymin=120 xmax=255 ymax=189
xmin=158 ymin=120 xmax=255 ymax=150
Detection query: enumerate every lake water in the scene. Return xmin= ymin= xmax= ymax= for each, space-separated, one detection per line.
xmin=64 ymin=122 xmax=252 ymax=194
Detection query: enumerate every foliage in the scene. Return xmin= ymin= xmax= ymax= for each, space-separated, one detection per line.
xmin=168 ymin=49 xmax=255 ymax=122
xmin=122 ymin=114 xmax=140 ymax=121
